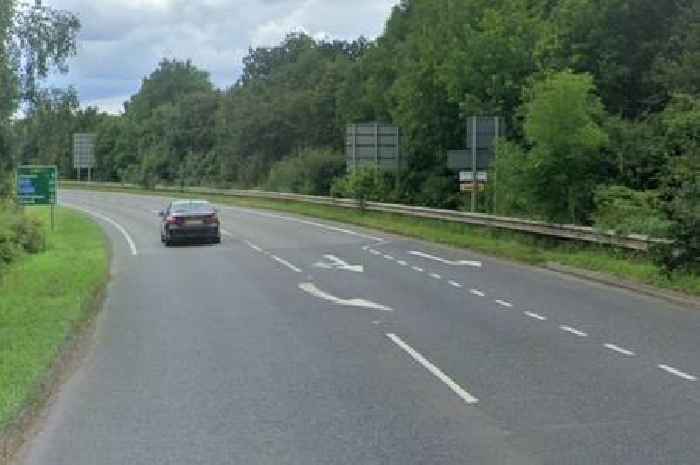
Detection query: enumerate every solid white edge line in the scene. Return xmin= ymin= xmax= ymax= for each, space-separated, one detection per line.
xmin=470 ymin=289 xmax=486 ymax=297
xmin=64 ymin=204 xmax=138 ymax=256
xmin=604 ymin=343 xmax=635 ymax=356
xmin=408 ymin=250 xmax=482 ymax=268
xmin=524 ymin=311 xmax=547 ymax=321
xmin=270 ymin=255 xmax=302 ymax=273
xmin=448 ymin=281 xmax=463 ymax=288
xmin=244 ymin=240 xmax=263 ymax=252
xmin=386 ymin=333 xmax=478 ymax=405
xmin=224 ymin=207 xmax=384 ymax=241
xmin=560 ymin=325 xmax=588 ymax=337
xmin=658 ymin=364 xmax=698 ymax=381
xmin=495 ymin=299 xmax=513 ymax=308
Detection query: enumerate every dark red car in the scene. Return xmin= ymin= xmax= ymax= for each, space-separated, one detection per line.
xmin=159 ymin=200 xmax=221 ymax=246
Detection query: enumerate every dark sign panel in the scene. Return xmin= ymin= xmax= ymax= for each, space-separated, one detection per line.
xmin=16 ymin=166 xmax=57 ymax=206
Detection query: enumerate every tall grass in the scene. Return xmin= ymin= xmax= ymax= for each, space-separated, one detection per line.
xmin=0 ymin=207 xmax=109 ymax=428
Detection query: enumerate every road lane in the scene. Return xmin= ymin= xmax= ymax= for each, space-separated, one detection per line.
xmin=20 ymin=190 xmax=700 ymax=465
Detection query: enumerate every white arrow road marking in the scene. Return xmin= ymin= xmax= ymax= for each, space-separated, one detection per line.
xmin=299 ymin=283 xmax=393 ymax=312
xmin=64 ymin=204 xmax=138 ymax=256
xmin=387 ymin=334 xmax=478 ymax=405
xmin=313 ymin=255 xmax=364 ymax=273
xmin=408 ymin=251 xmax=482 ymax=268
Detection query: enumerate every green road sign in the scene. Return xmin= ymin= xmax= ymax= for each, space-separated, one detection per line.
xmin=16 ymin=166 xmax=57 ymax=206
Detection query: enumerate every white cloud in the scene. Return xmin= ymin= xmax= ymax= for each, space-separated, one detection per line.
xmin=43 ymin=0 xmax=398 ymax=114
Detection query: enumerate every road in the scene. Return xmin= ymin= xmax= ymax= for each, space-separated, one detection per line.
xmin=20 ymin=190 xmax=700 ymax=465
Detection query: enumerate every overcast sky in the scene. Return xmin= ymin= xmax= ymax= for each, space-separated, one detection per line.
xmin=46 ymin=0 xmax=398 ymax=114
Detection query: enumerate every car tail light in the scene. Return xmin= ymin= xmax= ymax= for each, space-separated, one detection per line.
xmin=204 ymin=213 xmax=219 ymax=225
xmin=166 ymin=216 xmax=184 ymax=225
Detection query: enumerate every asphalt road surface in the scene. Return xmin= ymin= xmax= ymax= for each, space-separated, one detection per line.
xmin=20 ymin=190 xmax=700 ymax=465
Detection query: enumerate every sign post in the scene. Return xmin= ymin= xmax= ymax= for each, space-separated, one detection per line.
xmin=16 ymin=166 xmax=58 ymax=231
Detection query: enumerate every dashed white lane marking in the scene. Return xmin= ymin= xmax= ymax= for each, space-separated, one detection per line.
xmin=658 ymin=364 xmax=697 ymax=381
xmin=397 ymin=260 xmax=408 ymax=266
xmin=299 ymin=283 xmax=393 ymax=312
xmin=495 ymin=300 xmax=513 ymax=308
xmin=448 ymin=281 xmax=463 ymax=288
xmin=429 ymin=273 xmax=442 ymax=280
xmin=369 ymin=249 xmax=381 ymax=255
xmin=362 ymin=245 xmax=370 ymax=251
xmin=227 ymin=208 xmax=383 ymax=241
xmin=408 ymin=251 xmax=482 ymax=268
xmin=387 ymin=333 xmax=478 ymax=405
xmin=221 ymin=229 xmax=234 ymax=237
xmin=383 ymin=255 xmax=395 ymax=261
xmin=411 ymin=266 xmax=424 ymax=272
xmin=470 ymin=289 xmax=486 ymax=297
xmin=270 ymin=255 xmax=302 ymax=273
xmin=524 ymin=311 xmax=547 ymax=321
xmin=64 ymin=204 xmax=138 ymax=256
xmin=604 ymin=344 xmax=635 ymax=357
xmin=244 ymin=240 xmax=263 ymax=253
xmin=560 ymin=326 xmax=588 ymax=337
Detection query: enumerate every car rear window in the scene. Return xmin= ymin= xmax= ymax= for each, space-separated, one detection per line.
xmin=171 ymin=202 xmax=214 ymax=214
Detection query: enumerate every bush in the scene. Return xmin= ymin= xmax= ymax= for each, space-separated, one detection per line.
xmin=653 ymin=95 xmax=700 ymax=274
xmin=265 ymin=149 xmax=346 ymax=195
xmin=0 ymin=202 xmax=45 ymax=273
xmin=417 ymin=174 xmax=459 ymax=209
xmin=330 ymin=167 xmax=398 ymax=208
xmin=655 ymin=152 xmax=700 ymax=274
xmin=592 ymin=186 xmax=671 ymax=237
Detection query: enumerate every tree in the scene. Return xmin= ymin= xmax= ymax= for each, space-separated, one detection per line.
xmin=0 ymin=0 xmax=79 ymax=194
xmin=8 ymin=0 xmax=80 ymax=103
xmin=522 ymin=71 xmax=608 ymax=223
xmin=549 ymin=0 xmax=681 ymax=117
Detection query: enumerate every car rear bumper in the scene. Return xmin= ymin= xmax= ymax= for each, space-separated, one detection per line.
xmin=167 ymin=225 xmax=220 ymax=240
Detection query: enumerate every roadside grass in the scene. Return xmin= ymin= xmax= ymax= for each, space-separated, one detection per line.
xmin=63 ymin=184 xmax=700 ymax=297
xmin=0 ymin=207 xmax=109 ymax=429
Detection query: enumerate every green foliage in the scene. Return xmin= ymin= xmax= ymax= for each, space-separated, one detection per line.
xmin=522 ymin=71 xmax=608 ymax=223
xmin=653 ymin=95 xmax=700 ymax=274
xmin=657 ymin=155 xmax=700 ymax=274
xmin=8 ymin=1 xmax=80 ymax=102
xmin=592 ymin=186 xmax=671 ymax=237
xmin=490 ymin=141 xmax=533 ymax=217
xmin=331 ymin=167 xmax=397 ymax=208
xmin=416 ymin=174 xmax=459 ymax=209
xmin=265 ymin=149 xmax=345 ymax=195
xmin=0 ymin=207 xmax=108 ymax=428
xmin=0 ymin=201 xmax=45 ymax=273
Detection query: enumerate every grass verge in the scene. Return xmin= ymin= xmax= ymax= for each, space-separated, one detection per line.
xmin=64 ymin=184 xmax=700 ymax=297
xmin=0 ymin=207 xmax=109 ymax=432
